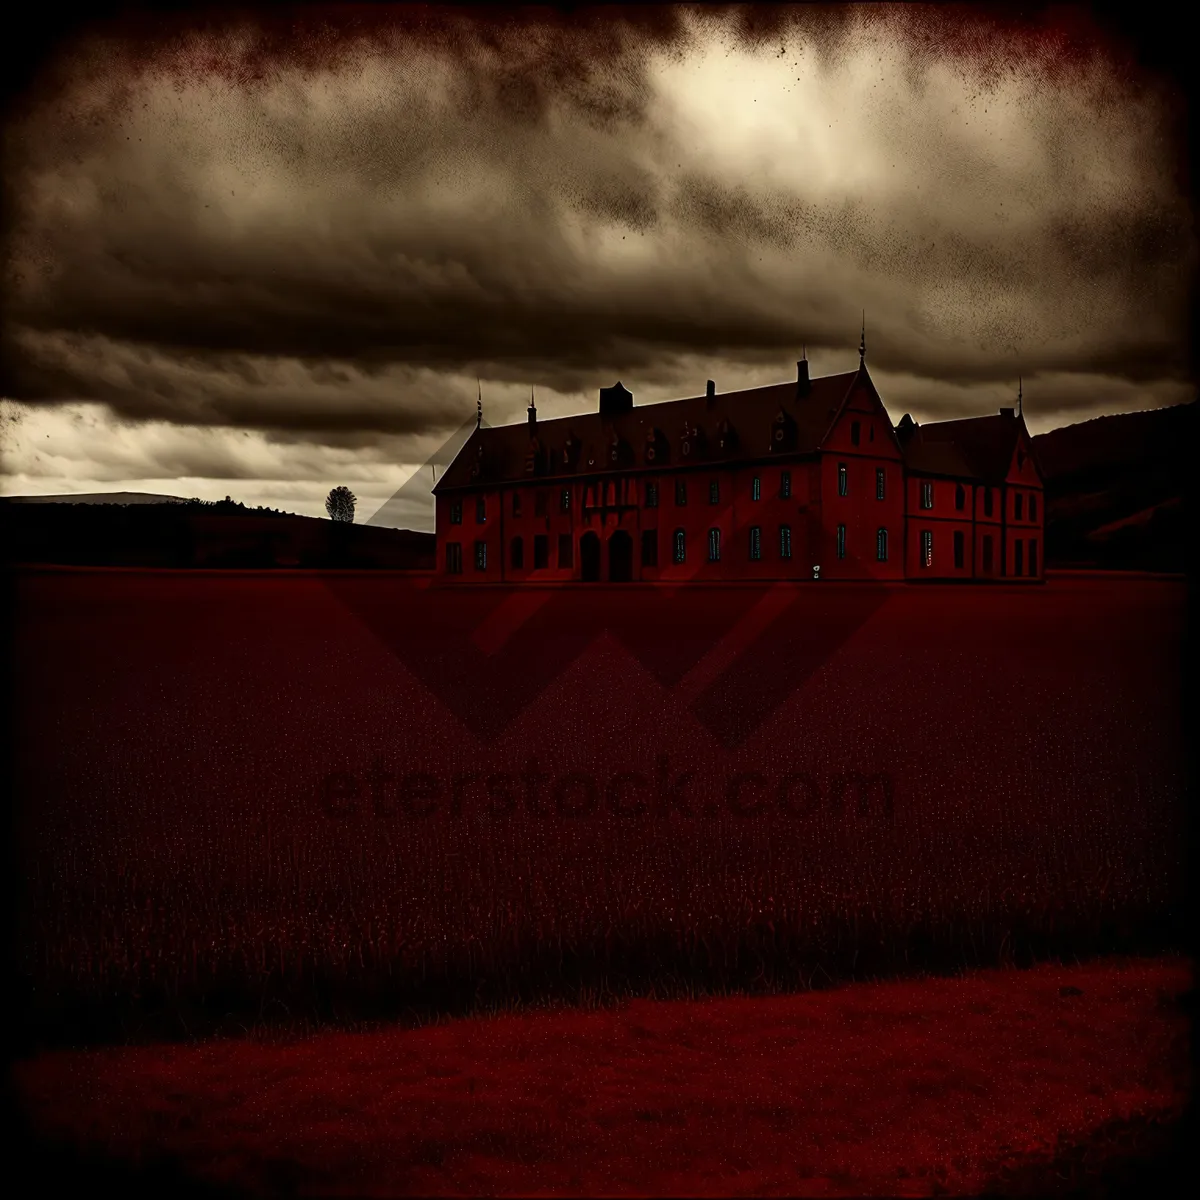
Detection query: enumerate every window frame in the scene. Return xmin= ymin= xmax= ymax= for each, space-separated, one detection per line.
xmin=876 ymin=468 xmax=885 ymax=501
xmin=645 ymin=481 xmax=658 ymax=508
xmin=953 ymin=529 xmax=965 ymax=569
xmin=837 ymin=464 xmax=848 ymax=497
xmin=450 ymin=500 xmax=463 ymax=525
xmin=708 ymin=527 xmax=721 ymax=562
xmin=876 ymin=527 xmax=888 ymax=562
xmin=780 ymin=470 xmax=791 ymax=499
xmin=675 ymin=479 xmax=687 ymax=507
xmin=709 ymin=479 xmax=720 ymax=505
xmin=921 ymin=529 xmax=933 ymax=568
xmin=673 ymin=528 xmax=686 ymax=564
xmin=779 ymin=524 xmax=792 ymax=559
xmin=560 ymin=487 xmax=571 ymax=513
xmin=510 ymin=535 xmax=524 ymax=570
xmin=446 ymin=541 xmax=463 ymax=574
xmin=836 ymin=523 xmax=846 ymax=560
xmin=533 ymin=533 xmax=549 ymax=569
xmin=752 ymin=476 xmax=761 ymax=501
xmin=749 ymin=526 xmax=761 ymax=561
xmin=920 ymin=480 xmax=933 ymax=510
xmin=474 ymin=539 xmax=487 ymax=571
xmin=476 ymin=496 xmax=487 ymax=524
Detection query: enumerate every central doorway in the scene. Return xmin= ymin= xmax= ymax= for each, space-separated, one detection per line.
xmin=580 ymin=531 xmax=601 ymax=581
xmin=608 ymin=530 xmax=633 ymax=582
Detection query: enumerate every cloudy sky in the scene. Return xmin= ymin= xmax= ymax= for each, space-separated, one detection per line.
xmin=1 ymin=5 xmax=1193 ymax=528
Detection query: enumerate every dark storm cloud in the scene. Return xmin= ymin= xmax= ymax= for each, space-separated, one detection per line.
xmin=1 ymin=3 xmax=1193 ymax=470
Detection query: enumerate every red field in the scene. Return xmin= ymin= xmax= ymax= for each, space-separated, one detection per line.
xmin=9 ymin=568 xmax=1187 ymax=1038
xmin=13 ymin=958 xmax=1192 ymax=1197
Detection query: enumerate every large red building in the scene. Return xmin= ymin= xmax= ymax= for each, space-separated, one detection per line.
xmin=433 ymin=347 xmax=1044 ymax=584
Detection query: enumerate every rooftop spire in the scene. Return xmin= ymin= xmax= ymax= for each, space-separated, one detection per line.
xmin=476 ymin=379 xmax=482 ymax=429
xmin=1017 ymin=376 xmax=1023 ymax=419
xmin=859 ymin=312 xmax=866 ymax=366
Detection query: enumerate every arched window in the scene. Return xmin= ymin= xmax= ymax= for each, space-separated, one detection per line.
xmin=510 ymin=536 xmax=524 ymax=569
xmin=955 ymin=483 xmax=965 ymax=511
xmin=1015 ymin=493 xmax=1024 ymax=520
xmin=838 ymin=464 xmax=848 ymax=496
xmin=779 ymin=525 xmax=792 ymax=559
xmin=708 ymin=528 xmax=721 ymax=562
xmin=673 ymin=529 xmax=686 ymax=564
xmin=920 ymin=481 xmax=933 ymax=509
xmin=983 ymin=489 xmax=993 ymax=518
xmin=836 ymin=524 xmax=846 ymax=559
xmin=876 ymin=528 xmax=888 ymax=562
xmin=512 ymin=492 xmax=522 ymax=517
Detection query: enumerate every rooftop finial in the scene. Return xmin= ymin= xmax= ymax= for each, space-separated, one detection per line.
xmin=859 ymin=312 xmax=866 ymax=365
xmin=476 ymin=379 xmax=482 ymax=429
xmin=1017 ymin=376 xmax=1023 ymax=419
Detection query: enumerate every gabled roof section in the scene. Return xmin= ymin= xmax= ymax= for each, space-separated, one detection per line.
xmin=903 ymin=410 xmax=1037 ymax=484
xmin=434 ymin=369 xmax=860 ymax=492
xmin=818 ymin=363 xmax=905 ymax=456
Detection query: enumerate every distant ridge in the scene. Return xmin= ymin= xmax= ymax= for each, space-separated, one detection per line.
xmin=2 ymin=491 xmax=193 ymax=505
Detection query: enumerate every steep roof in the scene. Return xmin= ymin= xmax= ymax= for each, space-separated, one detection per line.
xmin=901 ymin=411 xmax=1035 ymax=484
xmin=434 ymin=367 xmax=863 ymax=492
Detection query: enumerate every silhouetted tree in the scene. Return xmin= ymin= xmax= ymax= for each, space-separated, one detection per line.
xmin=325 ymin=486 xmax=357 ymax=523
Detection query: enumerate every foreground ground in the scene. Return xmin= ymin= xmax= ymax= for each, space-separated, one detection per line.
xmin=14 ymin=957 xmax=1191 ymax=1197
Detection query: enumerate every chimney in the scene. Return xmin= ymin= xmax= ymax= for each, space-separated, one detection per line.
xmin=999 ymin=407 xmax=1015 ymax=419
xmin=706 ymin=379 xmax=716 ymax=398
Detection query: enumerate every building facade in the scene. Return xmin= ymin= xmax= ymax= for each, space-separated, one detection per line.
xmin=433 ymin=351 xmax=1044 ymax=585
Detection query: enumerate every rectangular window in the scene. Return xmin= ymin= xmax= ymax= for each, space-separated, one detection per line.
xmin=752 ymin=476 xmax=761 ymax=501
xmin=645 ymin=481 xmax=658 ymax=508
xmin=920 ymin=481 xmax=933 ymax=510
xmin=851 ymin=420 xmax=861 ymax=446
xmin=983 ymin=536 xmax=994 ymax=573
xmin=708 ymin=528 xmax=721 ymax=562
xmin=1029 ymin=539 xmax=1038 ymax=576
xmin=877 ymin=528 xmax=888 ymax=562
xmin=954 ymin=529 xmax=965 ymax=569
xmin=876 ymin=468 xmax=885 ymax=501
xmin=983 ymin=489 xmax=993 ymax=518
xmin=450 ymin=500 xmax=463 ymax=525
xmin=709 ymin=479 xmax=720 ymax=505
xmin=921 ymin=530 xmax=933 ymax=568
xmin=779 ymin=524 xmax=792 ymax=559
xmin=836 ymin=524 xmax=846 ymax=559
xmin=474 ymin=540 xmax=487 ymax=571
xmin=673 ymin=529 xmax=686 ymax=564
xmin=838 ymin=465 xmax=848 ymax=497
xmin=476 ymin=497 xmax=487 ymax=523
xmin=511 ymin=536 xmax=524 ymax=570
xmin=675 ymin=479 xmax=687 ymax=506
xmin=533 ymin=534 xmax=549 ymax=569
xmin=560 ymin=488 xmax=571 ymax=513
xmin=512 ymin=492 xmax=522 ymax=517
xmin=780 ymin=470 xmax=791 ymax=499
xmin=1030 ymin=494 xmax=1038 ymax=522
xmin=558 ymin=533 xmax=573 ymax=568
xmin=1015 ymin=493 xmax=1024 ymax=520
xmin=446 ymin=542 xmax=462 ymax=574
xmin=955 ymin=484 xmax=965 ymax=511
xmin=641 ymin=529 xmax=657 ymax=567
xmin=535 ymin=490 xmax=548 ymax=517
xmin=749 ymin=526 xmax=761 ymax=560
xmin=1014 ymin=539 xmax=1024 ymax=576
